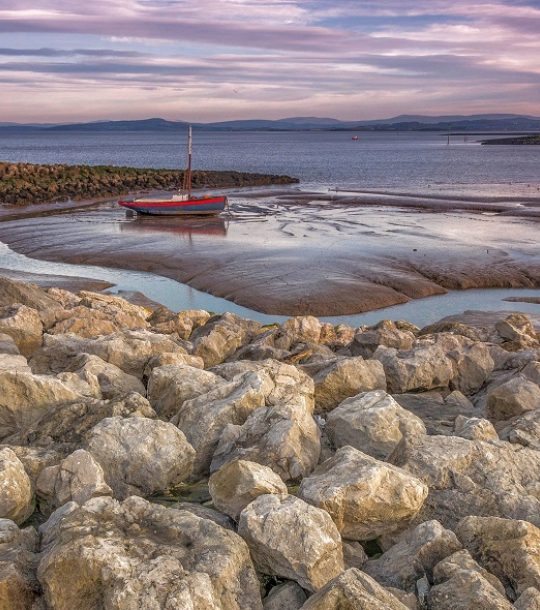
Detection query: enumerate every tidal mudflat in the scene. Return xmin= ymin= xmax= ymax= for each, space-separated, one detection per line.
xmin=0 ymin=187 xmax=538 ymax=317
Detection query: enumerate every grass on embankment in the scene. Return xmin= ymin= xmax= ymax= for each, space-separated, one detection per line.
xmin=0 ymin=162 xmax=299 ymax=206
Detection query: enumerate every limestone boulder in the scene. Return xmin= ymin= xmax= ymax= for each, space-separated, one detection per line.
xmin=5 ymin=446 xmax=62 ymax=486
xmin=78 ymin=290 xmax=150 ymax=325
xmin=432 ymin=550 xmax=506 ymax=596
xmin=299 ymin=446 xmax=428 ymax=540
xmin=304 ymin=356 xmax=386 ymax=413
xmin=49 ymin=306 xmax=125 ymax=338
xmin=351 ymin=320 xmax=415 ymax=358
xmin=36 ymin=449 xmax=112 ymax=512
xmin=495 ymin=313 xmax=539 ymax=351
xmin=326 ymin=390 xmax=426 ymax=460
xmin=210 ymin=400 xmax=321 ymax=482
xmin=428 ymin=569 xmax=513 ymax=610
xmin=149 ymin=307 xmax=210 ymax=339
xmin=147 ymin=364 xmax=224 ymax=420
xmin=11 ymin=392 xmax=153 ymax=455
xmin=85 ymin=416 xmax=195 ymax=499
xmin=264 ymin=582 xmax=307 ymax=610
xmin=391 ymin=434 xmax=540 ymax=530
xmin=498 ymin=409 xmax=540 ymax=450
xmin=0 ymin=332 xmax=19 ymax=355
xmin=31 ymin=329 xmax=185 ymax=378
xmin=46 ymin=286 xmax=81 ymax=308
xmin=364 ymin=520 xmax=462 ymax=591
xmin=0 ymin=371 xmax=80 ymax=444
xmin=485 ymin=375 xmax=540 ymax=422
xmin=523 ymin=361 xmax=540 ymax=385
xmin=0 ymin=353 xmax=30 ymax=373
xmin=209 ymin=459 xmax=287 ymax=520
xmin=456 ymin=516 xmax=540 ymax=596
xmin=0 ymin=519 xmax=40 ymax=609
xmin=374 ymin=334 xmax=493 ymax=395
xmin=0 ymin=276 xmax=61 ymax=327
xmin=65 ymin=353 xmax=146 ymax=399
xmin=515 ymin=588 xmax=540 ymax=610
xmin=142 ymin=351 xmax=204 ymax=376
xmin=280 ymin=316 xmax=323 ymax=345
xmin=0 ymin=304 xmax=43 ymax=357
xmin=394 ymin=390 xmax=476 ymax=436
xmin=342 ymin=540 xmax=368 ymax=570
xmin=38 ymin=495 xmax=263 ymax=610
xmin=238 ymin=494 xmax=344 ymax=592
xmin=299 ymin=568 xmax=410 ymax=610
xmin=191 ymin=312 xmax=260 ymax=367
xmin=0 ymin=448 xmax=33 ymax=524
xmin=173 ymin=370 xmax=274 ymax=478
xmin=453 ymin=415 xmax=498 ymax=441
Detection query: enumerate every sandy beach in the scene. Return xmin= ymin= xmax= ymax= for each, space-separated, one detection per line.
xmin=0 ymin=188 xmax=538 ymax=317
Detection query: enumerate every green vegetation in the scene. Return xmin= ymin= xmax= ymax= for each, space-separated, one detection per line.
xmin=0 ymin=162 xmax=299 ymax=206
xmin=481 ymin=134 xmax=540 ymax=145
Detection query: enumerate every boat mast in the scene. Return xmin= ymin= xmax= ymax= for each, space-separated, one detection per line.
xmin=182 ymin=124 xmax=193 ymax=196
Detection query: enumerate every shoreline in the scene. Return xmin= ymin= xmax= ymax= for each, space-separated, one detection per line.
xmin=0 ymin=188 xmax=539 ymax=317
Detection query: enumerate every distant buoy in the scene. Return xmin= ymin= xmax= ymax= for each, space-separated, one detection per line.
xmin=352 ymin=136 xmax=359 ymax=141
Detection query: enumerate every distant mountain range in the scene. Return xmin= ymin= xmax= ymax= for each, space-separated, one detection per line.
xmin=2 ymin=114 xmax=540 ymax=133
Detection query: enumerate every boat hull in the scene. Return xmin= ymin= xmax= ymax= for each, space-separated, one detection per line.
xmin=118 ymin=196 xmax=227 ymax=216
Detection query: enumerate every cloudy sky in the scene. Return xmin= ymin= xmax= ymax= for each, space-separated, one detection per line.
xmin=1 ymin=0 xmax=540 ymax=122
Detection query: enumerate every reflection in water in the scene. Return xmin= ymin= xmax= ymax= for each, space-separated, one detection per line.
xmin=120 ymin=213 xmax=229 ymax=239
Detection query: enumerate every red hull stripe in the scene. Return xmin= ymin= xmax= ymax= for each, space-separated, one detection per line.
xmin=119 ymin=196 xmax=226 ymax=209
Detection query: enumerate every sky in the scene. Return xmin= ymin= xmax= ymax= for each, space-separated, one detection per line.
xmin=1 ymin=0 xmax=540 ymax=122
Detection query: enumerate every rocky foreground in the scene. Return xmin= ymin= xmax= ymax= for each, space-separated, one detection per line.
xmin=1 ymin=276 xmax=540 ymax=609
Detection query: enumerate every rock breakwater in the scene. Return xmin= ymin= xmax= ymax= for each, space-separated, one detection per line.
xmin=1 ymin=274 xmax=540 ymax=608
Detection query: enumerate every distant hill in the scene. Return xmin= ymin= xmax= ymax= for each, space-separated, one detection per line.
xmin=2 ymin=114 xmax=540 ymax=133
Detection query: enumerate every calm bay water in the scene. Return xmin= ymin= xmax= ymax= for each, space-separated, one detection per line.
xmin=1 ymin=129 xmax=540 ymax=196
xmin=0 ymin=129 xmax=539 ymax=324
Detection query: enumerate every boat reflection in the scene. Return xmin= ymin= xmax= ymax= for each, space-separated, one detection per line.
xmin=120 ymin=214 xmax=229 ymax=239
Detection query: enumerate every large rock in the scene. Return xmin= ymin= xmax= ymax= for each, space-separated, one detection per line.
xmin=515 ymin=588 xmax=540 ymax=610
xmin=85 ymin=416 xmax=195 ymax=498
xmin=149 ymin=307 xmax=210 ymax=339
xmin=38 ymin=495 xmax=263 ymax=609
xmin=326 ymin=390 xmax=426 ymax=460
xmin=0 ymin=276 xmax=61 ymax=326
xmin=65 ymin=353 xmax=146 ymax=399
xmin=299 ymin=446 xmax=428 ymax=540
xmin=191 ymin=312 xmax=260 ymax=367
xmin=280 ymin=316 xmax=323 ymax=345
xmin=238 ymin=494 xmax=343 ymax=592
xmin=0 ymin=371 xmax=80 ymax=444
xmin=0 ymin=448 xmax=33 ymax=524
xmin=0 ymin=519 xmax=40 ymax=609
xmin=11 ymin=391 xmax=154 ymax=451
xmin=143 ymin=351 xmax=205 ymax=376
xmin=0 ymin=353 xmax=30 ymax=373
xmin=456 ymin=516 xmax=540 ymax=596
xmin=485 ymin=376 xmax=540 ymax=422
xmin=432 ymin=550 xmax=506 ymax=596
xmin=374 ymin=334 xmax=493 ymax=395
xmin=209 ymin=460 xmax=287 ymax=520
xmin=495 ymin=313 xmax=539 ymax=351
xmin=305 ymin=356 xmax=386 ymax=413
xmin=36 ymin=449 xmax=112 ymax=512
xmin=264 ymin=581 xmax=307 ymax=610
xmin=391 ymin=434 xmax=540 ymax=530
xmin=0 ymin=304 xmax=43 ymax=357
xmin=454 ymin=415 xmax=498 ymax=441
xmin=299 ymin=568 xmax=410 ymax=610
xmin=0 ymin=332 xmax=20 ymax=355
xmin=498 ymin=408 xmax=540 ymax=449
xmin=428 ymin=569 xmax=513 ymax=610
xmin=364 ymin=520 xmax=462 ymax=591
xmin=31 ymin=329 xmax=186 ymax=378
xmin=351 ymin=320 xmax=415 ymax=358
xmin=173 ymin=370 xmax=274 ymax=478
xmin=147 ymin=364 xmax=225 ymax=420
xmin=394 ymin=390 xmax=476 ymax=436
xmin=210 ymin=399 xmax=321 ymax=482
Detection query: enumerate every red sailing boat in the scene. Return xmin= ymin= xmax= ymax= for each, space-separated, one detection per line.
xmin=118 ymin=126 xmax=227 ymax=215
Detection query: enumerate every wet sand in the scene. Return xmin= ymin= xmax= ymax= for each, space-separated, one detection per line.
xmin=0 ymin=188 xmax=539 ymax=316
